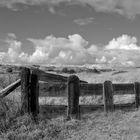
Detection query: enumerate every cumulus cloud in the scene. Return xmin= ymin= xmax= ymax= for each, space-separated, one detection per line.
xmin=87 ymin=45 xmax=98 ymax=54
xmin=28 ymin=34 xmax=95 ymax=65
xmin=0 ymin=33 xmax=29 ymax=64
xmin=104 ymin=34 xmax=140 ymax=66
xmin=1 ymin=33 xmax=140 ymax=67
xmin=74 ymin=17 xmax=95 ymax=26
xmin=1 ymin=0 xmax=140 ymax=18
xmin=105 ymin=35 xmax=140 ymax=50
xmin=96 ymin=56 xmax=107 ymax=64
xmin=0 ymin=33 xmax=98 ymax=65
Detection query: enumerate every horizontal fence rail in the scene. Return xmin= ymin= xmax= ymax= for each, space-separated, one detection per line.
xmin=39 ymin=82 xmax=135 ymax=97
xmin=113 ymin=83 xmax=134 ymax=95
xmin=36 ymin=69 xmax=87 ymax=83
xmin=0 ymin=79 xmax=21 ymax=98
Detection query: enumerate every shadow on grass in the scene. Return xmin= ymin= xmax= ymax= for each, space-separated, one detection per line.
xmin=39 ymin=103 xmax=137 ymax=119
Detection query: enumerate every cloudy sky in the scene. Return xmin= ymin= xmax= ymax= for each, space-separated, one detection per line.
xmin=0 ymin=0 xmax=140 ymax=67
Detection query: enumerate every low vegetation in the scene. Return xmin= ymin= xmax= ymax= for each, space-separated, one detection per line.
xmin=0 ymin=65 xmax=140 ymax=139
xmin=77 ymin=68 xmax=140 ymax=83
xmin=61 ymin=67 xmax=76 ymax=74
xmin=112 ymin=70 xmax=128 ymax=75
xmin=1 ymin=99 xmax=140 ymax=140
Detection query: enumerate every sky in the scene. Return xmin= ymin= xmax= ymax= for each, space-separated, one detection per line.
xmin=0 ymin=0 xmax=140 ymax=67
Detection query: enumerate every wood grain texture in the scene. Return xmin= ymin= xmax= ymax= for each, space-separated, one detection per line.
xmin=39 ymin=82 xmax=134 ymax=97
xmin=103 ymin=81 xmax=114 ymax=112
xmin=39 ymin=82 xmax=67 ymax=97
xmin=134 ymin=82 xmax=140 ymax=108
xmin=0 ymin=79 xmax=21 ymax=98
xmin=67 ymin=75 xmax=80 ymax=120
xmin=21 ymin=67 xmax=30 ymax=114
xmin=80 ymin=83 xmax=103 ymax=96
xmin=113 ymin=83 xmax=134 ymax=95
xmin=30 ymin=70 xmax=39 ymax=118
xmin=36 ymin=69 xmax=87 ymax=83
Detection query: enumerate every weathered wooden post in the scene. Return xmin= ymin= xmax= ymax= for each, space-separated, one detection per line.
xmin=67 ymin=75 xmax=80 ymax=120
xmin=134 ymin=82 xmax=140 ymax=109
xmin=103 ymin=81 xmax=114 ymax=113
xmin=21 ymin=67 xmax=30 ymax=114
xmin=30 ymin=70 xmax=39 ymax=120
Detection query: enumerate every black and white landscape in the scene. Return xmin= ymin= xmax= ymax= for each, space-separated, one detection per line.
xmin=0 ymin=0 xmax=140 ymax=140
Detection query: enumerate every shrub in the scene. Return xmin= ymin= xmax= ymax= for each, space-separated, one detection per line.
xmin=69 ymin=69 xmax=76 ymax=74
xmin=62 ymin=68 xmax=76 ymax=74
xmin=6 ymin=68 xmax=13 ymax=73
xmin=48 ymin=68 xmax=54 ymax=72
xmin=62 ymin=67 xmax=68 ymax=73
xmin=0 ymin=98 xmax=21 ymax=133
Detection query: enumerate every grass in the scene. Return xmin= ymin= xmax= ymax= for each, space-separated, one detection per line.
xmin=1 ymin=106 xmax=140 ymax=140
xmin=1 ymin=67 xmax=140 ymax=139
xmin=0 ymin=73 xmax=19 ymax=89
xmin=77 ymin=68 xmax=140 ymax=83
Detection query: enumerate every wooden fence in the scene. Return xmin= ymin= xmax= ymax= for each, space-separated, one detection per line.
xmin=0 ymin=67 xmax=140 ymax=120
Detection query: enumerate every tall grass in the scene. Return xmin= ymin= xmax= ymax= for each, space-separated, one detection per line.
xmin=0 ymin=73 xmax=21 ymax=134
xmin=0 ymin=73 xmax=19 ymax=89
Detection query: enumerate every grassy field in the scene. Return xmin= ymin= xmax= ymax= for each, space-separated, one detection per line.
xmin=77 ymin=68 xmax=140 ymax=83
xmin=0 ymin=66 xmax=140 ymax=139
xmin=1 ymin=107 xmax=140 ymax=139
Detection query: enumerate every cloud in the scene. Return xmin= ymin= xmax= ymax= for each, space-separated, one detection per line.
xmin=1 ymin=0 xmax=140 ymax=18
xmin=104 ymin=34 xmax=140 ymax=66
xmin=0 ymin=33 xmax=140 ymax=67
xmin=0 ymin=33 xmax=29 ymax=64
xmin=76 ymin=0 xmax=140 ymax=19
xmin=28 ymin=34 xmax=95 ymax=65
xmin=74 ymin=17 xmax=95 ymax=26
xmin=7 ymin=33 xmax=17 ymax=40
xmin=87 ymin=45 xmax=98 ymax=54
xmin=96 ymin=56 xmax=107 ymax=64
xmin=105 ymin=35 xmax=140 ymax=50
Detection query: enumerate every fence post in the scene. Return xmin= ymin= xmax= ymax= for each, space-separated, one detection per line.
xmin=21 ymin=67 xmax=30 ymax=115
xmin=103 ymin=81 xmax=114 ymax=113
xmin=67 ymin=75 xmax=80 ymax=120
xmin=134 ymin=82 xmax=140 ymax=109
xmin=30 ymin=70 xmax=39 ymax=120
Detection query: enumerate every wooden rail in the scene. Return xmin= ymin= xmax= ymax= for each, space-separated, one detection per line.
xmin=39 ymin=82 xmax=135 ymax=97
xmin=0 ymin=79 xmax=21 ymax=98
xmin=36 ymin=69 xmax=87 ymax=83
